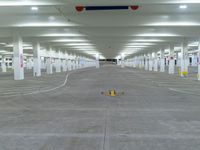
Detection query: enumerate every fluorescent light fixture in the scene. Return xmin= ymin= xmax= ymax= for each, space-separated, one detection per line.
xmin=5 ymin=43 xmax=31 ymax=47
xmin=65 ymin=43 xmax=94 ymax=46
xmin=23 ymin=47 xmax=33 ymax=50
xmin=16 ymin=23 xmax=70 ymax=27
xmin=131 ymin=39 xmax=164 ymax=42
xmin=179 ymin=5 xmax=188 ymax=9
xmin=31 ymin=6 xmax=38 ymax=11
xmin=147 ymin=22 xmax=200 ymax=26
xmin=72 ymin=46 xmax=95 ymax=49
xmin=136 ymin=33 xmax=178 ymax=37
xmin=41 ymin=33 xmax=85 ymax=37
xmin=76 ymin=49 xmax=96 ymax=51
xmin=126 ymin=43 xmax=155 ymax=46
xmin=48 ymin=16 xmax=55 ymax=21
xmin=0 ymin=50 xmax=7 ymax=53
xmin=188 ymin=42 xmax=198 ymax=47
xmin=52 ymin=39 xmax=88 ymax=42
xmin=125 ymin=46 xmax=149 ymax=48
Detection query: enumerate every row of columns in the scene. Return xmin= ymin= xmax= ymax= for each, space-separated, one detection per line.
xmin=1 ymin=34 xmax=97 ymax=80
xmin=124 ymin=41 xmax=200 ymax=81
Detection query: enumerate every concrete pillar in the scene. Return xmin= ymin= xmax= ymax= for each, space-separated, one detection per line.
xmin=153 ymin=52 xmax=158 ymax=72
xmin=133 ymin=57 xmax=136 ymax=68
xmin=62 ymin=59 xmax=67 ymax=72
xmin=55 ymin=59 xmax=61 ymax=73
xmin=55 ymin=51 xmax=61 ymax=73
xmin=142 ymin=56 xmax=145 ymax=68
xmin=176 ymin=52 xmax=179 ymax=67
xmin=46 ymin=48 xmax=54 ymax=74
xmin=95 ymin=54 xmax=100 ymax=68
xmin=198 ymin=40 xmax=200 ymax=80
xmin=191 ymin=54 xmax=197 ymax=66
xmin=144 ymin=54 xmax=148 ymax=70
xmin=180 ymin=40 xmax=189 ymax=77
xmin=121 ymin=54 xmax=125 ymax=68
xmin=33 ymin=42 xmax=41 ymax=77
xmin=149 ymin=53 xmax=153 ymax=71
xmin=76 ymin=57 xmax=79 ymax=69
xmin=72 ymin=59 xmax=76 ymax=70
xmin=1 ymin=57 xmax=7 ymax=72
xmin=46 ymin=57 xmax=53 ymax=74
xmin=13 ymin=32 xmax=24 ymax=80
xmin=68 ymin=59 xmax=72 ymax=71
xmin=160 ymin=50 xmax=165 ymax=72
xmin=169 ymin=45 xmax=175 ymax=74
xmin=139 ymin=56 xmax=143 ymax=68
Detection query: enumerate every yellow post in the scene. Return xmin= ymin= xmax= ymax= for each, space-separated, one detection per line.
xmin=110 ymin=89 xmax=116 ymax=97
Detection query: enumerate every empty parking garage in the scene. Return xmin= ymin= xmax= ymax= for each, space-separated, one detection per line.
xmin=1 ymin=0 xmax=200 ymax=150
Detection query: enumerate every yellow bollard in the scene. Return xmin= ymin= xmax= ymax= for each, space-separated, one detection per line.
xmin=110 ymin=89 xmax=116 ymax=97
xmin=182 ymin=71 xmax=188 ymax=77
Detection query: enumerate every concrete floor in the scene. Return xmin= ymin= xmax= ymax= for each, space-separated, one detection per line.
xmin=0 ymin=66 xmax=200 ymax=150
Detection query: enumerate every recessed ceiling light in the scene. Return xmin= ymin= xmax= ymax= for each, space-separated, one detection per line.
xmin=48 ymin=16 xmax=55 ymax=21
xmin=31 ymin=6 xmax=38 ymax=11
xmin=179 ymin=5 xmax=187 ymax=9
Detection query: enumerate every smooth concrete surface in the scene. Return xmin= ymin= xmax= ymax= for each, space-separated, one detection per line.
xmin=0 ymin=66 xmax=200 ymax=149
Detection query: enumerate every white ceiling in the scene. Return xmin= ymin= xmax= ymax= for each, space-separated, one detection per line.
xmin=0 ymin=0 xmax=200 ymax=58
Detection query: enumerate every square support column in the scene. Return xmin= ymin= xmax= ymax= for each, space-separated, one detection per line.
xmin=55 ymin=59 xmax=61 ymax=73
xmin=169 ymin=45 xmax=175 ymax=74
xmin=33 ymin=42 xmax=41 ymax=77
xmin=95 ymin=54 xmax=100 ymax=68
xmin=160 ymin=50 xmax=165 ymax=72
xmin=68 ymin=59 xmax=72 ymax=71
xmin=180 ymin=40 xmax=189 ymax=77
xmin=62 ymin=59 xmax=67 ymax=72
xmin=46 ymin=57 xmax=53 ymax=74
xmin=76 ymin=57 xmax=79 ymax=69
xmin=1 ymin=57 xmax=7 ymax=72
xmin=144 ymin=54 xmax=149 ymax=70
xmin=55 ymin=52 xmax=61 ymax=73
xmin=13 ymin=32 xmax=24 ymax=80
xmin=198 ymin=40 xmax=200 ymax=81
xmin=149 ymin=53 xmax=153 ymax=71
xmin=153 ymin=52 xmax=158 ymax=72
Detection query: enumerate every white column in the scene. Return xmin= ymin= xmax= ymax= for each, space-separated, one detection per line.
xmin=149 ymin=53 xmax=153 ymax=71
xmin=95 ymin=54 xmax=100 ymax=68
xmin=144 ymin=54 xmax=148 ymax=70
xmin=55 ymin=59 xmax=61 ymax=73
xmin=46 ymin=57 xmax=53 ymax=74
xmin=198 ymin=40 xmax=200 ymax=80
xmin=62 ymin=59 xmax=67 ymax=72
xmin=142 ymin=55 xmax=145 ymax=68
xmin=176 ymin=52 xmax=180 ymax=67
xmin=1 ymin=57 xmax=7 ymax=72
xmin=55 ymin=51 xmax=61 ymax=73
xmin=76 ymin=57 xmax=79 ymax=69
xmin=153 ymin=52 xmax=158 ymax=72
xmin=13 ymin=32 xmax=24 ymax=80
xmin=33 ymin=42 xmax=41 ymax=77
xmin=27 ymin=57 xmax=33 ymax=70
xmin=68 ymin=59 xmax=72 ymax=71
xmin=121 ymin=54 xmax=125 ymax=68
xmin=71 ymin=59 xmax=75 ymax=70
xmin=180 ymin=40 xmax=189 ymax=77
xmin=191 ymin=54 xmax=197 ymax=66
xmin=169 ymin=45 xmax=175 ymax=74
xmin=160 ymin=50 xmax=165 ymax=72
xmin=46 ymin=49 xmax=53 ymax=74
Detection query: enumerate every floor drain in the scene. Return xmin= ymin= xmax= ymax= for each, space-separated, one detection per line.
xmin=101 ymin=89 xmax=124 ymax=97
